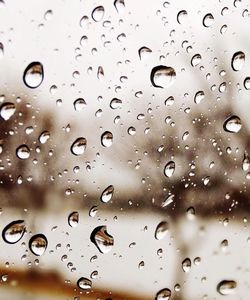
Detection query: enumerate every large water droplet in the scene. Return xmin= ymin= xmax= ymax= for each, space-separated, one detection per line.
xmin=0 ymin=102 xmax=16 ymax=120
xmin=231 ymin=51 xmax=245 ymax=71
xmin=29 ymin=234 xmax=48 ymax=256
xmin=2 ymin=220 xmax=25 ymax=244
xmin=90 ymin=225 xmax=114 ymax=254
xmin=155 ymin=288 xmax=171 ymax=300
xmin=203 ymin=13 xmax=214 ymax=27
xmin=71 ymin=137 xmax=87 ymax=155
xmin=77 ymin=277 xmax=92 ymax=290
xmin=177 ymin=10 xmax=188 ymax=24
xmin=101 ymin=131 xmax=113 ymax=147
xmin=138 ymin=46 xmax=152 ymax=60
xmin=155 ymin=221 xmax=169 ymax=240
xmin=164 ymin=161 xmax=175 ymax=178
xmin=68 ymin=211 xmax=79 ymax=227
xmin=217 ymin=280 xmax=237 ymax=295
xmin=110 ymin=98 xmax=122 ymax=109
xmin=16 ymin=144 xmax=30 ymax=160
xmin=114 ymin=0 xmax=125 ymax=14
xmin=91 ymin=6 xmax=104 ymax=22
xmin=101 ymin=185 xmax=114 ymax=203
xmin=223 ymin=115 xmax=242 ymax=133
xmin=182 ymin=258 xmax=191 ymax=272
xmin=150 ymin=65 xmax=176 ymax=88
xmin=23 ymin=62 xmax=44 ymax=88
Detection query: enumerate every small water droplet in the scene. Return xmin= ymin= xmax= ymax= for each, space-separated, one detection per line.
xmin=16 ymin=144 xmax=30 ymax=160
xmin=177 ymin=10 xmax=188 ymax=24
xmin=191 ymin=54 xmax=202 ymax=67
xmin=155 ymin=221 xmax=169 ymax=240
xmin=244 ymin=77 xmax=250 ymax=90
xmin=77 ymin=277 xmax=92 ymax=290
xmin=182 ymin=258 xmax=191 ymax=272
xmin=110 ymin=98 xmax=122 ymax=109
xmin=29 ymin=234 xmax=48 ymax=256
xmin=203 ymin=13 xmax=214 ymax=27
xmin=90 ymin=225 xmax=114 ymax=254
xmin=74 ymin=98 xmax=86 ymax=111
xmin=2 ymin=220 xmax=25 ymax=244
xmin=231 ymin=51 xmax=245 ymax=71
xmin=68 ymin=211 xmax=79 ymax=227
xmin=217 ymin=280 xmax=237 ymax=295
xmin=164 ymin=161 xmax=175 ymax=178
xmin=92 ymin=6 xmax=104 ymax=22
xmin=0 ymin=42 xmax=4 ymax=59
xmin=101 ymin=185 xmax=114 ymax=203
xmin=71 ymin=137 xmax=87 ymax=155
xmin=23 ymin=62 xmax=44 ymax=88
xmin=138 ymin=46 xmax=152 ymax=60
xmin=150 ymin=65 xmax=176 ymax=88
xmin=89 ymin=206 xmax=98 ymax=217
xmin=101 ymin=131 xmax=113 ymax=147
xmin=114 ymin=0 xmax=125 ymax=14
xmin=194 ymin=91 xmax=205 ymax=104
xmin=223 ymin=115 xmax=242 ymax=133
xmin=39 ymin=131 xmax=50 ymax=144
xmin=0 ymin=102 xmax=16 ymax=120
xmin=242 ymin=152 xmax=250 ymax=171
xmin=155 ymin=288 xmax=171 ymax=300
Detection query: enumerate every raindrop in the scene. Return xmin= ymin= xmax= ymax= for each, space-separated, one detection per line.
xmin=182 ymin=258 xmax=191 ymax=272
xmin=155 ymin=221 xmax=169 ymax=240
xmin=165 ymin=96 xmax=174 ymax=106
xmin=150 ymin=65 xmax=176 ymax=88
xmin=155 ymin=288 xmax=171 ymax=300
xmin=101 ymin=131 xmax=113 ymax=147
xmin=90 ymin=225 xmax=114 ymax=254
xmin=223 ymin=115 xmax=242 ymax=133
xmin=128 ymin=126 xmax=136 ymax=135
xmin=194 ymin=91 xmax=205 ymax=104
xmin=89 ymin=206 xmax=98 ymax=217
xmin=203 ymin=13 xmax=214 ymax=27
xmin=217 ymin=280 xmax=237 ymax=295
xmin=138 ymin=46 xmax=152 ymax=60
xmin=74 ymin=98 xmax=86 ymax=111
xmin=0 ymin=102 xmax=16 ymax=120
xmin=242 ymin=152 xmax=250 ymax=171
xmin=16 ymin=145 xmax=30 ymax=160
xmin=161 ymin=194 xmax=175 ymax=208
xmin=2 ymin=220 xmax=25 ymax=244
xmin=23 ymin=62 xmax=44 ymax=88
xmin=231 ymin=51 xmax=245 ymax=71
xmin=110 ymin=98 xmax=122 ymax=109
xmin=68 ymin=211 xmax=79 ymax=227
xmin=91 ymin=6 xmax=104 ymax=22
xmin=114 ymin=0 xmax=125 ymax=14
xmin=77 ymin=277 xmax=92 ymax=290
xmin=244 ymin=77 xmax=250 ymax=90
xmin=191 ymin=54 xmax=202 ymax=67
xmin=177 ymin=10 xmax=188 ymax=24
xmin=101 ymin=185 xmax=114 ymax=203
xmin=164 ymin=161 xmax=175 ymax=178
xmin=71 ymin=137 xmax=87 ymax=155
xmin=39 ymin=131 xmax=50 ymax=144
xmin=29 ymin=234 xmax=48 ymax=256
xmin=0 ymin=42 xmax=4 ymax=58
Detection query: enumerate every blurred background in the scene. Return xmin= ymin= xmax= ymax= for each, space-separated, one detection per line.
xmin=0 ymin=0 xmax=250 ymax=299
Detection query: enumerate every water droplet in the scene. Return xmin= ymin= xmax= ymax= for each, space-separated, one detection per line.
xmin=114 ymin=0 xmax=125 ymax=14
xmin=39 ymin=131 xmax=50 ymax=144
xmin=244 ymin=77 xmax=250 ymax=90
xmin=155 ymin=221 xmax=169 ymax=240
xmin=23 ymin=62 xmax=44 ymax=88
xmin=90 ymin=225 xmax=114 ymax=254
xmin=128 ymin=126 xmax=136 ymax=135
xmin=0 ymin=102 xmax=16 ymax=120
xmin=223 ymin=115 xmax=242 ymax=133
xmin=110 ymin=98 xmax=122 ymax=109
xmin=203 ymin=13 xmax=214 ymax=27
xmin=77 ymin=277 xmax=92 ymax=290
xmin=29 ymin=234 xmax=48 ymax=256
xmin=161 ymin=194 xmax=175 ymax=208
xmin=16 ymin=144 xmax=30 ymax=160
xmin=182 ymin=258 xmax=191 ymax=272
xmin=164 ymin=161 xmax=175 ymax=178
xmin=91 ymin=6 xmax=104 ymax=22
xmin=74 ymin=98 xmax=86 ymax=111
xmin=155 ymin=288 xmax=171 ymax=300
xmin=242 ymin=152 xmax=250 ymax=171
xmin=217 ymin=280 xmax=237 ymax=295
xmin=138 ymin=46 xmax=152 ymax=60
xmin=177 ymin=10 xmax=188 ymax=24
xmin=150 ymin=65 xmax=176 ymax=88
xmin=68 ymin=211 xmax=79 ymax=227
xmin=89 ymin=206 xmax=98 ymax=217
xmin=231 ymin=51 xmax=245 ymax=71
xmin=2 ymin=220 xmax=25 ymax=244
xmin=0 ymin=42 xmax=4 ymax=59
xmin=101 ymin=185 xmax=114 ymax=203
xmin=101 ymin=131 xmax=113 ymax=147
xmin=194 ymin=91 xmax=205 ymax=104
xmin=71 ymin=138 xmax=87 ymax=155
xmin=191 ymin=54 xmax=202 ymax=67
